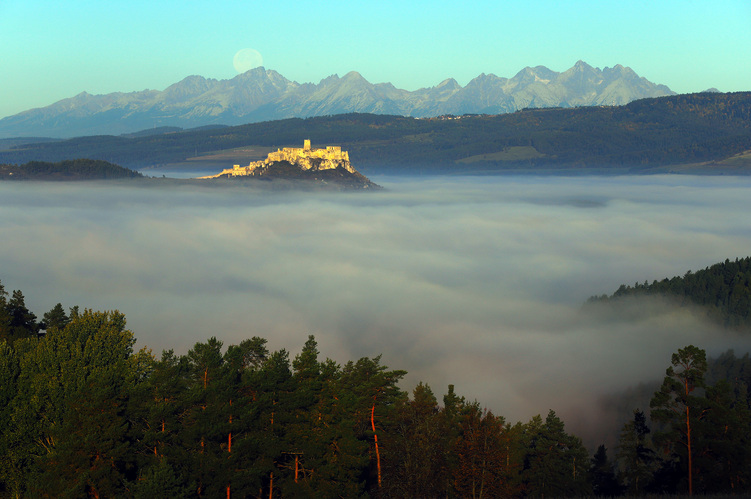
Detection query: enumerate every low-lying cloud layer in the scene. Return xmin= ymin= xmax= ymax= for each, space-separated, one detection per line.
xmin=2 ymin=175 xmax=751 ymax=445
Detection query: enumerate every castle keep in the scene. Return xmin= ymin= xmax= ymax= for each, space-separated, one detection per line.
xmin=208 ymin=140 xmax=355 ymax=178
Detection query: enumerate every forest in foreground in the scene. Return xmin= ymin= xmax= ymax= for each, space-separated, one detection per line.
xmin=2 ymin=265 xmax=751 ymax=497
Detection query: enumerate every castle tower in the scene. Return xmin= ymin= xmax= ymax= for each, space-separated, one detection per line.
xmin=304 ymin=139 xmax=311 ymax=151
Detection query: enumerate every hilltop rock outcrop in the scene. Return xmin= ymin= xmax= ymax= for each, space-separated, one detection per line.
xmin=201 ymin=140 xmax=378 ymax=190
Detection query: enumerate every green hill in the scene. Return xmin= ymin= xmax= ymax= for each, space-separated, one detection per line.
xmin=1 ymin=92 xmax=750 ymax=174
xmin=0 ymin=159 xmax=143 ymax=180
xmin=589 ymin=257 xmax=751 ymax=328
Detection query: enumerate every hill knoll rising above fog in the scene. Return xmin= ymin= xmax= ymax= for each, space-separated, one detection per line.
xmin=0 ymin=61 xmax=674 ymax=138
xmin=2 ymin=92 xmax=750 ymax=175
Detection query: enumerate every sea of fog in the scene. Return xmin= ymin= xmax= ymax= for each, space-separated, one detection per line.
xmin=2 ymin=174 xmax=751 ymax=446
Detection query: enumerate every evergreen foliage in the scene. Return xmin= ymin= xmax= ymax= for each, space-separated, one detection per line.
xmin=1 ymin=272 xmax=751 ymax=496
xmin=650 ymin=345 xmax=707 ymax=495
xmin=0 ymin=159 xmax=142 ymax=180
xmin=589 ymin=256 xmax=751 ymax=329
xmin=616 ymin=409 xmax=657 ymax=494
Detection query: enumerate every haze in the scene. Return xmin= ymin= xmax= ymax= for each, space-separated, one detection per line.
xmin=2 ymin=1 xmax=751 ymax=119
xmin=2 ymin=174 xmax=751 ymax=445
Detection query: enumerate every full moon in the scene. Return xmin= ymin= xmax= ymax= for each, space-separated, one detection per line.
xmin=233 ymin=48 xmax=263 ymax=73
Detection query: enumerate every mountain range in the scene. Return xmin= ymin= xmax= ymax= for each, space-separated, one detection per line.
xmin=0 ymin=61 xmax=675 ymax=138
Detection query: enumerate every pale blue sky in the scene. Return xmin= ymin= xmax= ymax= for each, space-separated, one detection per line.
xmin=1 ymin=0 xmax=749 ymax=119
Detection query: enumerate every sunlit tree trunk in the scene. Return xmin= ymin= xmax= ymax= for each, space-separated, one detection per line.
xmin=685 ymin=378 xmax=693 ymax=496
xmin=372 ymin=397 xmax=382 ymax=488
xmin=650 ymin=345 xmax=707 ymax=497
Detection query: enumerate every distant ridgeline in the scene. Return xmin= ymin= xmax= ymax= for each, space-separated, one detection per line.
xmin=588 ymin=257 xmax=751 ymax=329
xmin=1 ymin=92 xmax=750 ymax=174
xmin=0 ymin=159 xmax=142 ymax=180
xmin=201 ymin=140 xmax=379 ymax=189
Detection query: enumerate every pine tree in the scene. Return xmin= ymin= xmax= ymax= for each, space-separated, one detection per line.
xmin=182 ymin=337 xmax=228 ymax=496
xmin=453 ymin=402 xmax=517 ymax=498
xmin=590 ymin=445 xmax=621 ymax=496
xmin=616 ymin=408 xmax=656 ymax=494
xmin=383 ymin=382 xmax=450 ymax=498
xmin=41 ymin=303 xmax=70 ymax=332
xmin=694 ymin=379 xmax=751 ymax=493
xmin=522 ymin=410 xmax=591 ymax=497
xmin=23 ymin=310 xmax=139 ymax=497
xmin=0 ymin=279 xmax=11 ymax=342
xmin=340 ymin=355 xmax=406 ymax=494
xmin=5 ymin=290 xmax=39 ymax=343
xmin=650 ymin=345 xmax=708 ymax=496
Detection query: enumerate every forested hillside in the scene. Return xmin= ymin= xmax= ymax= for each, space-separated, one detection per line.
xmin=590 ymin=257 xmax=751 ymax=328
xmin=1 ymin=92 xmax=750 ymax=174
xmin=2 ymin=275 xmax=751 ymax=497
xmin=0 ymin=159 xmax=142 ymax=180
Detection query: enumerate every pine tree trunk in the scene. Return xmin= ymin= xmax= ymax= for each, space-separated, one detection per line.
xmin=371 ymin=398 xmax=382 ymax=488
xmin=684 ymin=377 xmax=693 ymax=496
xmin=687 ymin=404 xmax=693 ymax=496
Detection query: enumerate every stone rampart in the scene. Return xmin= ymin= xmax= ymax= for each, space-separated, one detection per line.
xmin=204 ymin=140 xmax=355 ymax=178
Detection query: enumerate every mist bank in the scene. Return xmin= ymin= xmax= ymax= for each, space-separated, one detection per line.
xmin=2 ymin=174 xmax=751 ymax=444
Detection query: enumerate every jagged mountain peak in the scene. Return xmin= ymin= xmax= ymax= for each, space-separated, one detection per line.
xmin=468 ymin=73 xmax=503 ymax=83
xmin=163 ymin=75 xmax=212 ymax=100
xmin=603 ymin=64 xmax=637 ymax=78
xmin=507 ymin=67 xmax=555 ymax=91
xmin=173 ymin=74 xmax=208 ymax=84
xmin=436 ymin=78 xmax=460 ymax=90
xmin=0 ymin=61 xmax=677 ymax=138
xmin=342 ymin=70 xmax=365 ymax=80
xmin=337 ymin=72 xmax=372 ymax=90
xmin=238 ymin=66 xmax=269 ymax=76
xmin=514 ymin=66 xmax=536 ymax=78
xmin=511 ymin=65 xmax=555 ymax=81
xmin=530 ymin=65 xmax=558 ymax=81
xmin=562 ymin=61 xmax=599 ymax=78
xmin=318 ymin=74 xmax=341 ymax=85
xmin=232 ymin=68 xmax=286 ymax=83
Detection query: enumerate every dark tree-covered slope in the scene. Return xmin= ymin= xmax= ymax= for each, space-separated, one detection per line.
xmin=1 ymin=92 xmax=750 ymax=174
xmin=2 ymin=276 xmax=751 ymax=496
xmin=589 ymin=257 xmax=751 ymax=328
xmin=214 ymin=160 xmax=380 ymax=189
xmin=0 ymin=159 xmax=143 ymax=180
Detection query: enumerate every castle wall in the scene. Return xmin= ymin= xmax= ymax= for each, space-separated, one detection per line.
xmin=205 ymin=141 xmax=355 ymax=178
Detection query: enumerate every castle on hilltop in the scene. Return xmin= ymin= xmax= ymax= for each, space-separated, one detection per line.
xmin=204 ymin=140 xmax=356 ymax=178
xmin=267 ymin=139 xmax=350 ymax=164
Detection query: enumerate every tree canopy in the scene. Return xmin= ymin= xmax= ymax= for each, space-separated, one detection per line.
xmin=588 ymin=256 xmax=751 ymax=329
xmin=2 ymin=275 xmax=751 ymax=497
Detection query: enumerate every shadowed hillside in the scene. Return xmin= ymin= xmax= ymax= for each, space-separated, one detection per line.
xmin=1 ymin=92 xmax=750 ymax=175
